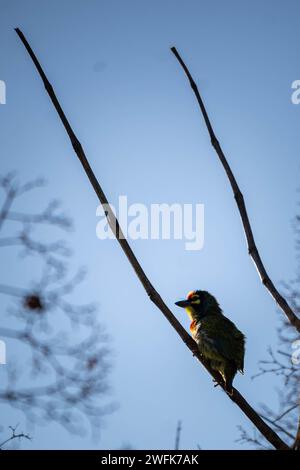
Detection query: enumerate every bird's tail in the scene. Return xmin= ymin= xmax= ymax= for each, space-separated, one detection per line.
xmin=223 ymin=361 xmax=236 ymax=396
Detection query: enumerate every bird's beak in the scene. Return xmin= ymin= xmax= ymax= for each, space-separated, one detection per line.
xmin=175 ymin=299 xmax=191 ymax=308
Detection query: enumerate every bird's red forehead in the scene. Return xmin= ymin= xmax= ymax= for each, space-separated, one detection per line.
xmin=187 ymin=290 xmax=196 ymax=300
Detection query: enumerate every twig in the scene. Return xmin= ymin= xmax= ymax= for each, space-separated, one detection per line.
xmin=274 ymin=404 xmax=298 ymax=423
xmin=174 ymin=420 xmax=182 ymax=450
xmin=15 ymin=28 xmax=290 ymax=450
xmin=170 ymin=46 xmax=300 ymax=334
xmin=236 ymin=425 xmax=270 ymax=449
xmin=260 ymin=415 xmax=295 ymax=440
xmin=0 ymin=425 xmax=31 ymax=450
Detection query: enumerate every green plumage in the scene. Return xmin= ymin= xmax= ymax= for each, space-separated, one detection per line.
xmin=175 ymin=290 xmax=245 ymax=394
xmin=194 ymin=312 xmax=245 ymax=392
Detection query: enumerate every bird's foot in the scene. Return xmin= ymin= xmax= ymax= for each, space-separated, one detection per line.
xmin=213 ymin=379 xmax=222 ymax=388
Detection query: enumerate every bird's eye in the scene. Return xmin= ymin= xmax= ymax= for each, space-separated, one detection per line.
xmin=191 ymin=296 xmax=200 ymax=304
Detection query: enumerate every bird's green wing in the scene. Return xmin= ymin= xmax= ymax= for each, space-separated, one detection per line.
xmin=201 ymin=315 xmax=245 ymax=372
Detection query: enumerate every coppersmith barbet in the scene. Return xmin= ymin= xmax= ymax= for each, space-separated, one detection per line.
xmin=175 ymin=290 xmax=245 ymax=394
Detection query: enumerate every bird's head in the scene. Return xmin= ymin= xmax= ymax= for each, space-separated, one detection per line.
xmin=175 ymin=290 xmax=221 ymax=321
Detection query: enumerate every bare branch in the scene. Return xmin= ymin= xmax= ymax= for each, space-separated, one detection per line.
xmin=0 ymin=425 xmax=31 ymax=450
xmin=260 ymin=415 xmax=295 ymax=441
xmin=170 ymin=46 xmax=300 ymax=334
xmin=273 ymin=405 xmax=298 ymax=423
xmin=174 ymin=420 xmax=182 ymax=450
xmin=236 ymin=426 xmax=270 ymax=449
xmin=0 ymin=173 xmax=113 ymax=435
xmin=0 ymin=186 xmax=16 ymax=231
xmin=14 ymin=27 xmax=290 ymax=450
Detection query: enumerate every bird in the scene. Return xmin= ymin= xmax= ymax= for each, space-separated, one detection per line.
xmin=175 ymin=290 xmax=245 ymax=395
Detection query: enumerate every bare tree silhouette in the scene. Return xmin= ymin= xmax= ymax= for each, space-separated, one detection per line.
xmin=0 ymin=172 xmax=115 ymax=442
xmin=239 ymin=213 xmax=300 ymax=449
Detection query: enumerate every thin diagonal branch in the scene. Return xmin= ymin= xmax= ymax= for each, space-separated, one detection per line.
xmin=170 ymin=46 xmax=300 ymax=335
xmin=15 ymin=27 xmax=289 ymax=450
xmin=274 ymin=404 xmax=298 ymax=423
xmin=0 ymin=188 xmax=15 ymax=232
xmin=174 ymin=420 xmax=182 ymax=450
xmin=260 ymin=415 xmax=296 ymax=441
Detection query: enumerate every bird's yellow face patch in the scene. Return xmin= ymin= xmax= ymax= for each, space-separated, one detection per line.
xmin=185 ymin=291 xmax=201 ymax=320
xmin=185 ymin=305 xmax=196 ymax=320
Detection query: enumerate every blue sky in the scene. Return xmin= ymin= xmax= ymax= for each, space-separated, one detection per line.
xmin=0 ymin=0 xmax=299 ymax=449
